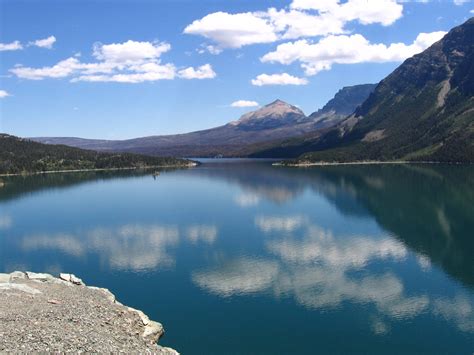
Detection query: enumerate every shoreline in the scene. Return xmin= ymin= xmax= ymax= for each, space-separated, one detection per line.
xmin=0 ymin=271 xmax=179 ymax=353
xmin=273 ymin=160 xmax=471 ymax=167
xmin=0 ymin=162 xmax=198 ymax=178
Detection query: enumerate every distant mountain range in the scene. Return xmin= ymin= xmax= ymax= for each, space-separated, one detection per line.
xmin=32 ymin=85 xmax=376 ymax=157
xmin=257 ymin=18 xmax=474 ymax=163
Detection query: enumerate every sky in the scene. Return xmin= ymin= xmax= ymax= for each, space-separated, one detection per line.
xmin=0 ymin=0 xmax=473 ymax=139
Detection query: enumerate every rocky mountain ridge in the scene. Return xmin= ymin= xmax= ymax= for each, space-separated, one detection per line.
xmin=256 ymin=17 xmax=474 ymax=163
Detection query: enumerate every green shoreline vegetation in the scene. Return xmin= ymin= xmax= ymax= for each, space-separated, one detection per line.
xmin=0 ymin=134 xmax=196 ymax=176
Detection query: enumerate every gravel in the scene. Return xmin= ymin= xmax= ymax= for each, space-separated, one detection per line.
xmin=0 ymin=271 xmax=178 ymax=354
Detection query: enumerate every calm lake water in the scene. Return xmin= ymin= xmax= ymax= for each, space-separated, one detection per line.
xmin=1 ymin=160 xmax=473 ymax=354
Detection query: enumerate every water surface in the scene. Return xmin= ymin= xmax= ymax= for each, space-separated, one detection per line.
xmin=1 ymin=161 xmax=473 ymax=354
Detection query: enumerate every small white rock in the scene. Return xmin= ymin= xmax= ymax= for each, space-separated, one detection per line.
xmin=59 ymin=273 xmax=71 ymax=282
xmin=26 ymin=272 xmax=55 ymax=282
xmin=70 ymin=274 xmax=84 ymax=285
xmin=9 ymin=271 xmax=27 ymax=281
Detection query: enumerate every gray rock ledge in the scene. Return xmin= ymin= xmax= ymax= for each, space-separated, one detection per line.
xmin=0 ymin=271 xmax=178 ymax=354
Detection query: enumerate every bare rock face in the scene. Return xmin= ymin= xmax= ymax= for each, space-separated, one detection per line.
xmin=0 ymin=271 xmax=179 ymax=354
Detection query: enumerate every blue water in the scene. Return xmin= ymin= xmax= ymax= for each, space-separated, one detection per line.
xmin=0 ymin=160 xmax=473 ymax=354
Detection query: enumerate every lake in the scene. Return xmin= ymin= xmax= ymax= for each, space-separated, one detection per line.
xmin=0 ymin=160 xmax=473 ymax=354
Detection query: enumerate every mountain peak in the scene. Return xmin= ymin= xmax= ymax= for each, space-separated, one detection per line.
xmin=267 ymin=99 xmax=288 ymax=106
xmin=230 ymin=99 xmax=306 ymax=129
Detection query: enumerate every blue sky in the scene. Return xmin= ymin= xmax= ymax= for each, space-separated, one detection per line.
xmin=0 ymin=0 xmax=473 ymax=139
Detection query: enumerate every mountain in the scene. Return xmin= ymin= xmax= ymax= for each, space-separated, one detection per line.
xmin=230 ymin=99 xmax=306 ymax=130
xmin=308 ymin=84 xmax=377 ymax=129
xmin=33 ymin=100 xmax=313 ymax=157
xmin=258 ymin=18 xmax=474 ymax=163
xmin=0 ymin=134 xmax=193 ymax=175
xmin=32 ymin=87 xmax=374 ymax=158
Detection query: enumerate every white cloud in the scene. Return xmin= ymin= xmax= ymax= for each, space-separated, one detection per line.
xmin=178 ymin=64 xmax=216 ymax=79
xmin=30 ymin=35 xmax=56 ymax=49
xmin=184 ymin=0 xmax=404 ymax=48
xmin=0 ymin=41 xmax=23 ymax=51
xmin=92 ymin=40 xmax=170 ymax=63
xmin=184 ymin=11 xmax=278 ymax=48
xmin=72 ymin=70 xmax=175 ymax=83
xmin=0 ymin=90 xmax=11 ymax=98
xmin=10 ymin=39 xmax=217 ymax=83
xmin=291 ymin=0 xmax=403 ymax=26
xmin=72 ymin=62 xmax=176 ymax=83
xmin=11 ymin=57 xmax=83 ymax=80
xmin=197 ymin=44 xmax=223 ymax=55
xmin=262 ymin=31 xmax=447 ymax=75
xmin=251 ymin=73 xmax=308 ymax=86
xmin=230 ymin=100 xmax=259 ymax=108
xmin=453 ymin=0 xmax=469 ymax=5
xmin=266 ymin=8 xmax=345 ymax=40
xmin=470 ymin=9 xmax=474 ymax=13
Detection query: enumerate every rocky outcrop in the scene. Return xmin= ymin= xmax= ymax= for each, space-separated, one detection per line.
xmin=0 ymin=271 xmax=178 ymax=354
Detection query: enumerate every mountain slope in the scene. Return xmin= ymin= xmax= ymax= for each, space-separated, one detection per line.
xmin=256 ymin=18 xmax=474 ymax=163
xmin=0 ymin=134 xmax=193 ymax=175
xmin=308 ymin=84 xmax=376 ymax=129
xmin=32 ymin=86 xmax=374 ymax=158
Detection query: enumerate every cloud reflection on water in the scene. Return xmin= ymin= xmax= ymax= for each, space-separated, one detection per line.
xmin=193 ymin=215 xmax=473 ymax=334
xmin=19 ymin=223 xmax=217 ymax=273
xmin=0 ymin=215 xmax=12 ymax=230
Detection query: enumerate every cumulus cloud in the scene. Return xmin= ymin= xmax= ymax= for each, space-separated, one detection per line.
xmin=184 ymin=0 xmax=404 ymax=48
xmin=11 ymin=57 xmax=84 ymax=80
xmin=30 ymin=35 xmax=56 ymax=49
xmin=72 ymin=63 xmax=176 ymax=83
xmin=261 ymin=31 xmax=447 ymax=75
xmin=10 ymin=40 xmax=216 ymax=83
xmin=197 ymin=44 xmax=224 ymax=55
xmin=0 ymin=90 xmax=11 ymax=98
xmin=92 ymin=40 xmax=170 ymax=63
xmin=230 ymin=100 xmax=259 ymax=108
xmin=0 ymin=41 xmax=23 ymax=51
xmin=251 ymin=73 xmax=308 ymax=86
xmin=453 ymin=0 xmax=469 ymax=5
xmin=290 ymin=0 xmax=403 ymax=26
xmin=178 ymin=64 xmax=216 ymax=79
xmin=1 ymin=36 xmax=56 ymax=51
xmin=184 ymin=11 xmax=278 ymax=48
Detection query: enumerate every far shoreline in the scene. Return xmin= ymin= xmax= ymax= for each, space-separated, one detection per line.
xmin=273 ymin=160 xmax=472 ymax=167
xmin=0 ymin=162 xmax=198 ymax=178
